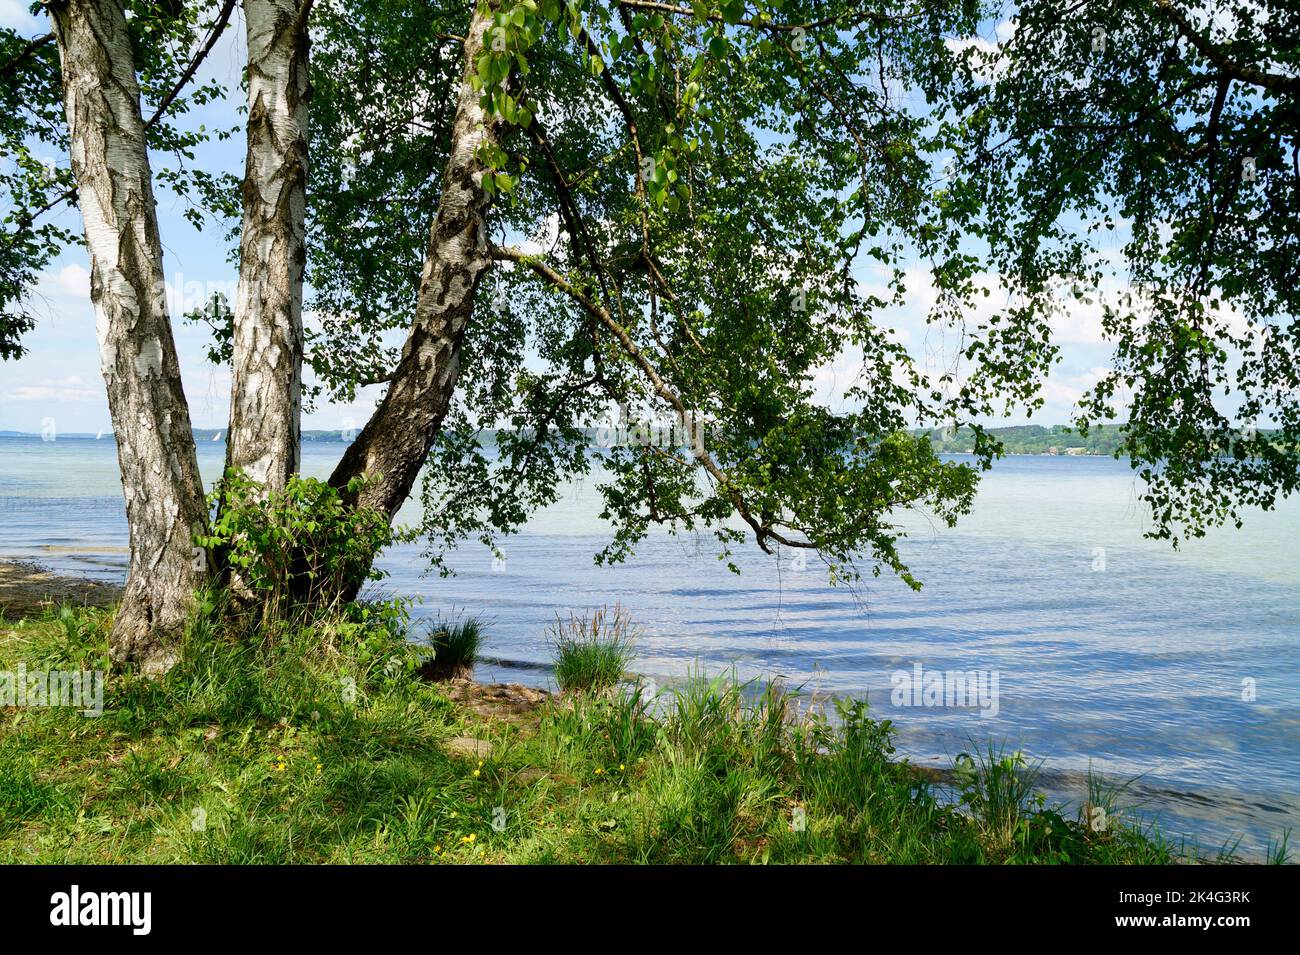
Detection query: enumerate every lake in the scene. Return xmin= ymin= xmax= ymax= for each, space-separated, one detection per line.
xmin=2 ymin=434 xmax=1297 ymax=858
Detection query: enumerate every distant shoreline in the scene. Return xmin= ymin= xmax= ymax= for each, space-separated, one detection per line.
xmin=1 ymin=426 xmax=1126 ymax=455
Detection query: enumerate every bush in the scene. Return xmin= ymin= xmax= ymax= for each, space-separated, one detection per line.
xmin=201 ymin=470 xmax=412 ymax=624
xmin=549 ymin=605 xmax=636 ymax=694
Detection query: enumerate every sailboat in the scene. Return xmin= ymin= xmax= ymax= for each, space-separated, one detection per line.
xmin=214 ymin=431 xmax=222 ymax=441
xmin=95 ymin=429 xmax=103 ymax=439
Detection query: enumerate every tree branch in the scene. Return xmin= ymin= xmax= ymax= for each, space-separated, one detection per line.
xmin=616 ymin=1 xmax=915 ymax=32
xmin=0 ymin=31 xmax=54 ymax=85
xmin=144 ymin=0 xmax=239 ymax=129
xmin=1152 ymin=0 xmax=1300 ymax=94
xmin=4 ymin=0 xmax=238 ymax=241
xmin=492 ymin=244 xmax=817 ymax=552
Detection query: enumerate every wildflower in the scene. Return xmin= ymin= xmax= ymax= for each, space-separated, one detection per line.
xmin=473 ymin=768 xmax=481 ymax=777
xmin=276 ymin=762 xmax=286 ymax=772
xmin=618 ymin=764 xmax=625 ymax=771
xmin=594 ymin=767 xmax=604 ymax=775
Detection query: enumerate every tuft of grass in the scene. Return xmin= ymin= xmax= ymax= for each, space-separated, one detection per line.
xmin=1266 ymin=829 xmax=1292 ymax=865
xmin=418 ymin=614 xmax=485 ymax=682
xmin=548 ymin=605 xmax=636 ymax=694
xmin=952 ymin=743 xmax=1042 ymax=849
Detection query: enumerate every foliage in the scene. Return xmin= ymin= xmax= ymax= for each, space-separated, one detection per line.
xmin=199 ymin=470 xmax=413 ymax=623
xmin=927 ymin=423 xmax=1129 ymax=455
xmin=946 ymin=1 xmax=1300 ymax=543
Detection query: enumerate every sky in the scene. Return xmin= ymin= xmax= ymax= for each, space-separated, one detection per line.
xmin=0 ymin=3 xmax=1122 ymax=436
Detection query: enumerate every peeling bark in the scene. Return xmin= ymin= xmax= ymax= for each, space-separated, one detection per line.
xmin=329 ymin=6 xmax=498 ymax=519
xmin=226 ymin=0 xmax=310 ymax=491
xmin=50 ymin=0 xmax=208 ymax=673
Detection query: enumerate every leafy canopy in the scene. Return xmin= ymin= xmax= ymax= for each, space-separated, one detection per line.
xmin=307 ymin=0 xmax=1033 ymax=587
xmin=946 ymin=0 xmax=1300 ymax=542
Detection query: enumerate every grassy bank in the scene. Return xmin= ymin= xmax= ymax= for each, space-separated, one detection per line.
xmin=0 ymin=601 xmax=1235 ymax=864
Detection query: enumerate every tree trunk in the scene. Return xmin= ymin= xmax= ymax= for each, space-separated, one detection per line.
xmin=328 ymin=5 xmax=498 ymax=519
xmin=226 ymin=0 xmax=309 ymax=491
xmin=50 ymin=0 xmax=208 ymax=673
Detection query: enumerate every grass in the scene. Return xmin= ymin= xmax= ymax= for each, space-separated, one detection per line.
xmin=549 ymin=604 xmax=636 ymax=694
xmin=418 ymin=614 xmax=485 ymax=681
xmin=0 ymin=601 xmax=1278 ymax=864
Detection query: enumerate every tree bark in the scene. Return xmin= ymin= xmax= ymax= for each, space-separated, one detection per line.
xmin=50 ymin=0 xmax=208 ymax=673
xmin=226 ymin=0 xmax=310 ymax=491
xmin=328 ymin=5 xmax=498 ymax=518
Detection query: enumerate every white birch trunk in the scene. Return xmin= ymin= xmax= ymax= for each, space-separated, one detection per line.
xmin=226 ymin=0 xmax=309 ymax=491
xmin=50 ymin=0 xmax=208 ymax=673
xmin=328 ymin=5 xmax=498 ymax=524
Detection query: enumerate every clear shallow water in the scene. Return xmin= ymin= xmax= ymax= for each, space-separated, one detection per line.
xmin=2 ymin=435 xmax=1298 ymax=858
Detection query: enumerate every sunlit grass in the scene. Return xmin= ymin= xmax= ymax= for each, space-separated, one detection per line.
xmin=0 ymin=602 xmax=1270 ymax=865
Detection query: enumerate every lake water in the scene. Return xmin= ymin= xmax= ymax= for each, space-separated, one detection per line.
xmin=2 ymin=434 xmax=1298 ymax=858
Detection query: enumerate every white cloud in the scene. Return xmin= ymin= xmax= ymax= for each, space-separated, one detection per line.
xmin=2 ymin=375 xmax=100 ymax=403
xmin=1038 ymin=366 xmax=1110 ymax=410
xmin=945 ymin=19 xmax=1018 ymax=83
xmin=56 ymin=263 xmax=90 ymax=299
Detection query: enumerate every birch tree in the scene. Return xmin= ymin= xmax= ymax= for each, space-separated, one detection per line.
xmin=309 ymin=0 xmax=1000 ymax=589
xmin=327 ymin=1 xmax=499 ymax=521
xmin=24 ymin=0 xmax=311 ymax=665
xmin=46 ymin=0 xmax=210 ymax=672
xmin=226 ymin=0 xmax=313 ymax=492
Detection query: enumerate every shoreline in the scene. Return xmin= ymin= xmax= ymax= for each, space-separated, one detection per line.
xmin=0 ymin=600 xmax=1192 ymax=864
xmin=0 ymin=558 xmax=123 ymax=618
xmin=0 ymin=557 xmax=1290 ymax=861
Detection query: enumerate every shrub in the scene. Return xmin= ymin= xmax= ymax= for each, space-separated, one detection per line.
xmin=200 ymin=470 xmax=412 ymax=624
xmin=549 ymin=605 xmax=636 ymax=694
xmin=952 ymin=744 xmax=1042 ymax=848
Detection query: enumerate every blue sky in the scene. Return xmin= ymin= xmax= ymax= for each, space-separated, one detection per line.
xmin=0 ymin=3 xmax=1122 ymax=435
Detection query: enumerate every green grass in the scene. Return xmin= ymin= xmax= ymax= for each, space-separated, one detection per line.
xmin=0 ymin=602 xmax=1275 ymax=864
xmin=419 ymin=614 xmax=485 ymax=681
xmin=549 ymin=605 xmax=636 ymax=694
